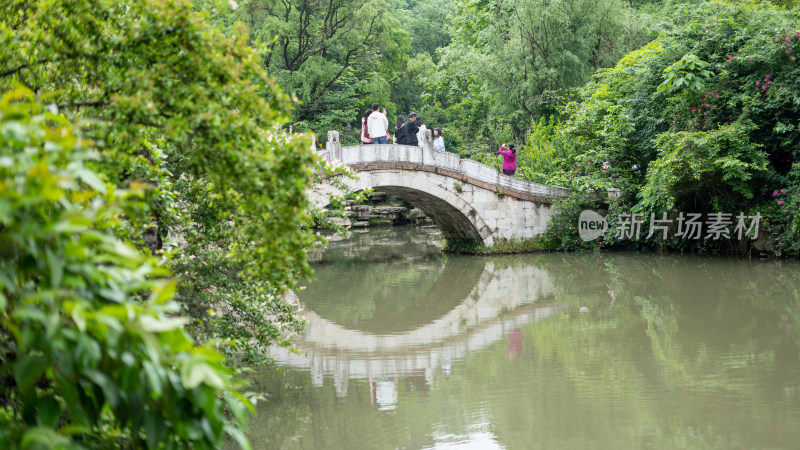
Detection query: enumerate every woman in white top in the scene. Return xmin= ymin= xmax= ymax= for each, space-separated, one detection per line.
xmin=433 ymin=127 xmax=445 ymax=152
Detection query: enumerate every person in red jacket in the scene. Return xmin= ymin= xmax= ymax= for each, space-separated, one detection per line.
xmin=498 ymin=143 xmax=517 ymax=177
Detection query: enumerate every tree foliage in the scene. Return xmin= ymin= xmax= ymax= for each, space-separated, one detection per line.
xmin=0 ymin=90 xmax=253 ymax=449
xmin=433 ymin=0 xmax=650 ymax=146
xmin=1 ymin=0 xmax=326 ymax=445
xmin=524 ymin=0 xmax=800 ymax=254
xmin=2 ymin=0 xmax=319 ymax=359
xmin=212 ymin=0 xmax=410 ymax=139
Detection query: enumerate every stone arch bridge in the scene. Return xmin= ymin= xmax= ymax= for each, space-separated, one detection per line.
xmin=312 ymin=131 xmax=572 ymax=247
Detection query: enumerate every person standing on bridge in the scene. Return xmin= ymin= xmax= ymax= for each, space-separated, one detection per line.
xmin=498 ymin=143 xmax=517 ymax=177
xmin=360 ymin=109 xmax=372 ymax=144
xmin=433 ymin=128 xmax=445 ymax=151
xmin=393 ymin=115 xmax=405 ymax=144
xmin=398 ymin=112 xmax=420 ymax=146
xmin=367 ymin=103 xmax=390 ymax=144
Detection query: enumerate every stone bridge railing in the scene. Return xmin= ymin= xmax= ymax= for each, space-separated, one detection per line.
xmin=318 ymin=130 xmax=572 ymax=204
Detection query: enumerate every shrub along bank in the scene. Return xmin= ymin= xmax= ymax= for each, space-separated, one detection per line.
xmin=468 ymin=1 xmax=800 ymax=257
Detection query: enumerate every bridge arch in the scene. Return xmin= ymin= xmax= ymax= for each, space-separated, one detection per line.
xmin=313 ymin=130 xmax=573 ymax=246
xmin=347 ymin=170 xmax=491 ymax=243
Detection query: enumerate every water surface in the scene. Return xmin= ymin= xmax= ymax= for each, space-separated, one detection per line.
xmin=245 ymin=226 xmax=800 ymax=449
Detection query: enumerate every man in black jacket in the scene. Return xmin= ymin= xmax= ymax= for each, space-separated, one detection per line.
xmin=397 ymin=112 xmax=420 ymax=146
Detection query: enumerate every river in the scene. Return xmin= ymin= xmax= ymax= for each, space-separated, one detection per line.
xmin=243 ymin=226 xmax=800 ymax=449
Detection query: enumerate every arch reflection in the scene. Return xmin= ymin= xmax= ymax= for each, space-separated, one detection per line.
xmin=271 ymin=228 xmax=560 ymax=401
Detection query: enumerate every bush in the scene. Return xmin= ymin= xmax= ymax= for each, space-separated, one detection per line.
xmin=519 ymin=1 xmax=800 ymax=255
xmin=542 ymin=194 xmax=607 ymax=251
xmin=0 ymin=91 xmax=253 ymax=449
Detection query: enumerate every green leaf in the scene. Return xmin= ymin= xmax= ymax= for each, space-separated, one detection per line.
xmin=21 ymin=427 xmax=71 ymax=449
xmin=84 ymin=370 xmax=120 ymax=409
xmin=45 ymin=247 xmax=64 ymax=288
xmin=75 ymin=167 xmax=107 ymax=194
xmin=148 ymin=279 xmax=177 ymax=304
xmin=36 ymin=396 xmax=62 ymax=429
xmin=182 ymin=360 xmax=225 ymax=390
xmin=224 ymin=425 xmax=253 ymax=450
xmin=14 ymin=356 xmax=47 ymax=391
xmin=142 ymin=361 xmax=164 ymax=398
xmin=139 ymin=315 xmax=189 ymax=333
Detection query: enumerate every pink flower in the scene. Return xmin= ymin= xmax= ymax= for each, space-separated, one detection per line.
xmin=781 ymin=189 xmax=786 ymax=193
xmin=768 ymin=81 xmax=772 ymax=84
xmin=756 ymin=81 xmax=760 ymax=86
xmin=762 ymin=85 xmax=767 ymax=89
xmin=766 ymin=74 xmax=771 ymax=78
xmin=692 ymin=107 xmax=696 ymax=112
xmin=793 ymin=56 xmax=797 ymax=60
xmin=773 ymin=191 xmax=779 ymax=196
xmin=769 ymin=206 xmax=772 ymax=210
xmin=749 ymin=58 xmax=754 ymax=61
xmin=778 ymin=201 xmax=785 ymax=205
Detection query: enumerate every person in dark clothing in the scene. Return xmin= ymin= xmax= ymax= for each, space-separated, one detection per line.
xmin=398 ymin=112 xmax=420 ymax=146
xmin=393 ymin=115 xmax=405 ymax=144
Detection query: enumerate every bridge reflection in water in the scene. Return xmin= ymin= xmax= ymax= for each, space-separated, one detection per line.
xmin=270 ymin=228 xmax=560 ymax=408
xmin=250 ymin=228 xmax=800 ymax=449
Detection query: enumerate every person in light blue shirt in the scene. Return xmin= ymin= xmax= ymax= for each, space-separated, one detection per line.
xmin=433 ymin=127 xmax=445 ymax=152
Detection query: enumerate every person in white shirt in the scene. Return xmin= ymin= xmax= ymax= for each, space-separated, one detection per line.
xmin=366 ymin=103 xmax=389 ymax=144
xmin=433 ymin=127 xmax=445 ymax=151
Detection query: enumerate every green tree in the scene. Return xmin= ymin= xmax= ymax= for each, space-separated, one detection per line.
xmin=0 ymin=90 xmax=253 ymax=449
xmin=1 ymin=0 xmax=318 ymax=360
xmin=521 ymin=0 xmax=800 ymax=254
xmin=436 ymin=0 xmax=649 ymax=147
xmin=214 ymin=0 xmax=410 ymax=140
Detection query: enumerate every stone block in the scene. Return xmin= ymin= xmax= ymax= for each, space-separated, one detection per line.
xmin=372 ymin=206 xmax=408 ymax=215
xmin=460 ymin=160 xmax=497 ymax=184
xmin=351 ymin=205 xmax=373 ymax=220
xmin=432 ymin=151 xmax=460 ymax=171
xmin=329 ymin=217 xmax=352 ymax=228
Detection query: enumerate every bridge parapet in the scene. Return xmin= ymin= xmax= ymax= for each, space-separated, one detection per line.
xmin=320 ymin=130 xmax=571 ymax=202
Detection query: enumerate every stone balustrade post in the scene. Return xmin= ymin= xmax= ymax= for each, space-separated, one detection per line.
xmin=326 ymin=130 xmax=341 ymax=162
xmin=420 ymin=128 xmax=434 ymax=166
